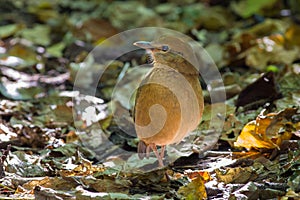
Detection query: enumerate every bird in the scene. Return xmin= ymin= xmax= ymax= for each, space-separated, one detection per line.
xmin=133 ymin=36 xmax=204 ymax=167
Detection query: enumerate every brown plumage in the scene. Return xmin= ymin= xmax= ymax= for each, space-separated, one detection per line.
xmin=133 ymin=36 xmax=204 ymax=167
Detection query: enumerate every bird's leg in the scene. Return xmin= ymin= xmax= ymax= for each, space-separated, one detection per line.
xmin=148 ymin=144 xmax=171 ymax=181
xmin=160 ymin=145 xmax=166 ymax=160
xmin=148 ymin=143 xmax=164 ymax=167
xmin=146 ymin=145 xmax=151 ymax=159
xmin=138 ymin=141 xmax=147 ymax=159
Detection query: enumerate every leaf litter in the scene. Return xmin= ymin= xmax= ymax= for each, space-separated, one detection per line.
xmin=0 ymin=0 xmax=300 ymax=199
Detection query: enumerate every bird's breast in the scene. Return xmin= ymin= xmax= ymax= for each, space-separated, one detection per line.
xmin=134 ymin=66 xmax=204 ymax=146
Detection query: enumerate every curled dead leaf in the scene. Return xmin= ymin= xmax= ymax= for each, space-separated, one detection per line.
xmin=234 ymin=108 xmax=298 ymax=149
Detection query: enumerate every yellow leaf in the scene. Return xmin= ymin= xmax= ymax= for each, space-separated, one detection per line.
xmin=234 ymin=120 xmax=277 ymax=149
xmin=178 ymin=176 xmax=207 ymax=200
xmin=285 ymin=24 xmax=300 ymax=46
xmin=234 ymin=108 xmax=297 ymax=149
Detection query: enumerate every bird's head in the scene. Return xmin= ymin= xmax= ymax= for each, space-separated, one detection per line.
xmin=134 ymin=36 xmax=199 ymax=74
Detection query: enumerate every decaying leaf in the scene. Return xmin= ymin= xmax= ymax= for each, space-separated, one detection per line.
xmin=234 ymin=108 xmax=299 ymax=149
xmin=178 ymin=175 xmax=207 ymax=199
xmin=236 ymin=72 xmax=281 ymax=109
xmin=81 ymin=175 xmax=131 ymax=193
xmin=34 ymin=185 xmax=75 ymax=200
xmin=215 ymin=167 xmax=255 ymax=184
xmin=244 ymin=35 xmax=300 ymax=69
xmin=23 ymin=177 xmax=77 ymax=191
xmin=285 ymin=24 xmax=300 ymax=47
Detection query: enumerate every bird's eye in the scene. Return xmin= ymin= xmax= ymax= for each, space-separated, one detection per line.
xmin=161 ymin=45 xmax=169 ymax=52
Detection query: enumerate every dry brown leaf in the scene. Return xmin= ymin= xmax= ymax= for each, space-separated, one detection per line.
xmin=81 ymin=176 xmax=131 ymax=193
xmin=22 ymin=177 xmax=77 ymax=191
xmin=215 ymin=167 xmax=255 ymax=184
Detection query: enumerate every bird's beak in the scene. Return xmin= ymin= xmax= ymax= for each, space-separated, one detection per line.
xmin=133 ymin=41 xmax=154 ymax=49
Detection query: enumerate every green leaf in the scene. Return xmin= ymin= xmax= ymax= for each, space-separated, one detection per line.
xmin=47 ymin=42 xmax=66 ymax=57
xmin=19 ymin=25 xmax=51 ymax=46
xmin=0 ymin=24 xmax=21 ymax=38
xmin=266 ymin=65 xmax=279 ymax=72
xmin=231 ymin=0 xmax=277 ymax=18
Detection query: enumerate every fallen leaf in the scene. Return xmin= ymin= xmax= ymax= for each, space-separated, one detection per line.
xmin=178 ymin=175 xmax=207 ymax=199
xmin=215 ymin=166 xmax=255 ymax=184
xmin=234 ymin=108 xmax=298 ymax=149
xmin=231 ymin=0 xmax=278 ymax=18
xmin=236 ymin=72 xmax=281 ymax=109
